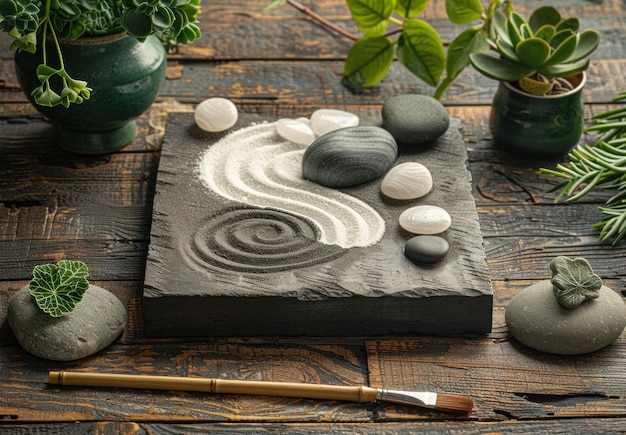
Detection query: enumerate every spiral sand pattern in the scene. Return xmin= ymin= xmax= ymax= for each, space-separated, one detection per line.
xmin=187 ymin=208 xmax=345 ymax=272
xmin=198 ymin=122 xmax=385 ymax=249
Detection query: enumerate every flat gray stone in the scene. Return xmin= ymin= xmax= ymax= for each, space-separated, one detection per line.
xmin=8 ymin=285 xmax=126 ymax=361
xmin=505 ymin=280 xmax=626 ymax=355
xmin=382 ymin=95 xmax=450 ymax=145
xmin=404 ymin=235 xmax=450 ymax=264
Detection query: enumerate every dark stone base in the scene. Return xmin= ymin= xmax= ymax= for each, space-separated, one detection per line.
xmin=143 ymin=114 xmax=492 ymax=337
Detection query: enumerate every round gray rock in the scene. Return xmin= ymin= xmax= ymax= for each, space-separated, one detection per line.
xmin=382 ymin=95 xmax=450 ymax=145
xmin=302 ymin=126 xmax=398 ymax=188
xmin=8 ymin=284 xmax=127 ymax=361
xmin=404 ymin=235 xmax=449 ymax=264
xmin=505 ymin=280 xmax=626 ymax=355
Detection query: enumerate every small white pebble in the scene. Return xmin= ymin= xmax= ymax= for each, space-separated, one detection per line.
xmin=275 ymin=118 xmax=316 ymax=146
xmin=310 ymin=109 xmax=359 ymax=137
xmin=194 ymin=98 xmax=238 ymax=132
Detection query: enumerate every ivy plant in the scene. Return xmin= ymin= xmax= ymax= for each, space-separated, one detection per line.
xmin=28 ymin=260 xmax=90 ymax=317
xmin=0 ymin=0 xmax=202 ymax=108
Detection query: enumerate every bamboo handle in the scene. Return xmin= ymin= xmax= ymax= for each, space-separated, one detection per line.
xmin=49 ymin=371 xmax=379 ymax=403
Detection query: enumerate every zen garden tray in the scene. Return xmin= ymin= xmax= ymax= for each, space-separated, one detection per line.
xmin=143 ymin=113 xmax=492 ymax=337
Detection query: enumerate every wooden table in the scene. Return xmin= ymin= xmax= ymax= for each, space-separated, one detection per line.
xmin=1 ymin=0 xmax=625 ymax=432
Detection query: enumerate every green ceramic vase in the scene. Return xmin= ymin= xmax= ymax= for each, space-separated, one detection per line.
xmin=15 ymin=33 xmax=166 ymax=154
xmin=489 ymin=73 xmax=586 ymax=156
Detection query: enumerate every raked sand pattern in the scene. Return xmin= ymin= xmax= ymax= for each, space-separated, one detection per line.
xmin=198 ymin=122 xmax=385 ymax=249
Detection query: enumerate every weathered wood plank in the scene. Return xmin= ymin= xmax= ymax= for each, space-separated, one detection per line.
xmin=0 ymin=342 xmax=371 ymax=423
xmin=366 ymin=337 xmax=626 ymax=421
xmin=156 ymin=59 xmax=626 ymax=106
xmin=4 ymin=419 xmax=626 ymax=434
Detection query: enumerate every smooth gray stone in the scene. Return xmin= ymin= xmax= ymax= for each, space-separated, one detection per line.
xmin=302 ymin=126 xmax=398 ymax=188
xmin=8 ymin=284 xmax=126 ymax=361
xmin=505 ymin=280 xmax=626 ymax=355
xmin=382 ymin=95 xmax=450 ymax=144
xmin=404 ymin=235 xmax=449 ymax=264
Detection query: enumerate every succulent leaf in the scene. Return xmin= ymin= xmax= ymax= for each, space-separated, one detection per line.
xmin=565 ymin=30 xmax=601 ymax=63
xmin=544 ymin=32 xmax=578 ymax=66
xmin=528 ymin=6 xmax=561 ymax=32
xmin=515 ymin=38 xmax=551 ymax=67
xmin=534 ymin=24 xmax=556 ymax=42
xmin=540 ymin=58 xmax=589 ymax=78
xmin=550 ymin=256 xmax=602 ymax=309
xmin=495 ymin=37 xmax=519 ymax=61
xmin=469 ymin=52 xmax=536 ymax=82
xmin=556 ymin=17 xmax=579 ymax=33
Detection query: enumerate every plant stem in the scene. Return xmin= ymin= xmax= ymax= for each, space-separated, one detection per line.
xmin=285 ymin=0 xmax=359 ymax=41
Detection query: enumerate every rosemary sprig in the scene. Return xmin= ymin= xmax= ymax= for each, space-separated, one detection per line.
xmin=540 ymin=91 xmax=626 ymax=244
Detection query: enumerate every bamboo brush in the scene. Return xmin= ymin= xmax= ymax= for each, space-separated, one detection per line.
xmin=48 ymin=371 xmax=473 ymax=414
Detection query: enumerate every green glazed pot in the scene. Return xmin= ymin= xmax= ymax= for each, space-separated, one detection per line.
xmin=489 ymin=73 xmax=586 ymax=156
xmin=15 ymin=33 xmax=166 ymax=154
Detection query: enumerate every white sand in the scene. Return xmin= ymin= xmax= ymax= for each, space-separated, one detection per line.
xmin=197 ymin=122 xmax=385 ymax=248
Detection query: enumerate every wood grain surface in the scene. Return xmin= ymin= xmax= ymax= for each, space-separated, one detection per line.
xmin=1 ymin=0 xmax=625 ymax=432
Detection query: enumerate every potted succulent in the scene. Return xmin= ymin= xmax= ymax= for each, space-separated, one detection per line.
xmin=469 ymin=6 xmax=600 ymax=155
xmin=268 ymin=1 xmax=600 ymax=155
xmin=0 ymin=0 xmax=202 ymax=153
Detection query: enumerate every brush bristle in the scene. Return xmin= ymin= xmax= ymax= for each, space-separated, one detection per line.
xmin=434 ymin=394 xmax=473 ymax=414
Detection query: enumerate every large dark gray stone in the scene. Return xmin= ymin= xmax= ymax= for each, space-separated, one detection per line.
xmin=8 ymin=285 xmax=126 ymax=361
xmin=142 ymin=114 xmax=492 ymax=337
xmin=382 ymin=95 xmax=450 ymax=145
xmin=505 ymin=280 xmax=626 ymax=355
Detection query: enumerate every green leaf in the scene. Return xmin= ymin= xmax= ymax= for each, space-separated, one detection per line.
xmin=445 ymin=0 xmax=484 ymax=25
xmin=29 ymin=260 xmax=90 ymax=317
xmin=549 ymin=29 xmax=574 ymax=49
xmin=495 ymin=37 xmax=519 ymax=62
xmin=342 ymin=36 xmax=395 ymax=87
xmin=506 ymin=12 xmax=527 ymax=47
xmin=565 ymin=30 xmax=600 ymax=63
xmin=539 ymin=58 xmax=589 ymax=78
xmin=263 ymin=0 xmax=287 ymax=12
xmin=550 ymin=256 xmax=601 ymax=309
xmin=346 ymin=0 xmax=395 ymax=37
xmin=544 ymin=32 xmax=577 ymax=66
xmin=395 ymin=0 xmax=428 ymax=19
xmin=556 ymin=17 xmax=579 ymax=33
xmin=469 ymin=52 xmax=536 ymax=82
xmin=515 ymin=37 xmax=551 ymax=68
xmin=533 ymin=24 xmax=556 ymax=42
xmin=396 ymin=19 xmax=444 ymax=86
xmin=444 ymin=25 xmax=489 ymax=81
xmin=528 ymin=6 xmax=560 ymax=32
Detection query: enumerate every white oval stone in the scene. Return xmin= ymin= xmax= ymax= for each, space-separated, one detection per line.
xmin=399 ymin=205 xmax=451 ymax=234
xmin=276 ymin=118 xmax=316 ymax=146
xmin=194 ymin=98 xmax=238 ymax=132
xmin=310 ymin=109 xmax=359 ymax=137
xmin=381 ymin=162 xmax=433 ymax=200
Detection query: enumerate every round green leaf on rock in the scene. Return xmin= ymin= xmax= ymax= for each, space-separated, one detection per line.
xmin=29 ymin=260 xmax=90 ymax=317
